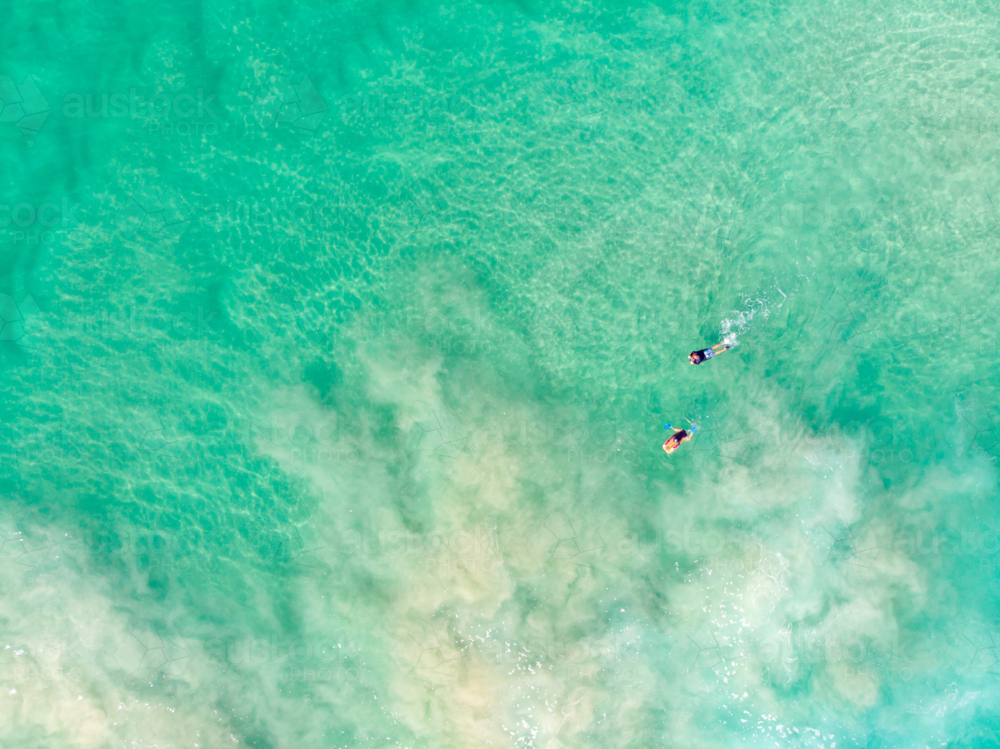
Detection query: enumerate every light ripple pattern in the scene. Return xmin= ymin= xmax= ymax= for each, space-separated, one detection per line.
xmin=1 ymin=1 xmax=1000 ymax=748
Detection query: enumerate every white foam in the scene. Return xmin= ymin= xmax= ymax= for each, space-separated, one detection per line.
xmin=0 ymin=509 xmax=242 ymax=748
xmin=719 ymin=263 xmax=812 ymax=346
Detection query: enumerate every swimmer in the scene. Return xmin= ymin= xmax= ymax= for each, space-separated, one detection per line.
xmin=663 ymin=423 xmax=697 ymax=454
xmin=689 ymin=341 xmax=733 ymax=365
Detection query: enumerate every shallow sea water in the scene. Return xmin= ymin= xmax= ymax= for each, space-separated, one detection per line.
xmin=2 ymin=1 xmax=1000 ymax=747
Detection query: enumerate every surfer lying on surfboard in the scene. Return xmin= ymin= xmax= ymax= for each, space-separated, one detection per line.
xmin=663 ymin=423 xmax=697 ymax=454
xmin=689 ymin=341 xmax=733 ymax=365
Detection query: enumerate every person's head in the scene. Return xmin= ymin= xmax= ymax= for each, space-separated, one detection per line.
xmin=689 ymin=351 xmax=705 ymax=365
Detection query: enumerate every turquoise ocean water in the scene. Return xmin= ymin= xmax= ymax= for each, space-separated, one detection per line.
xmin=3 ymin=1 xmax=1000 ymax=746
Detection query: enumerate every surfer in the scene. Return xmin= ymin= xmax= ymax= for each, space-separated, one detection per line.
xmin=689 ymin=341 xmax=733 ymax=365
xmin=663 ymin=423 xmax=697 ymax=454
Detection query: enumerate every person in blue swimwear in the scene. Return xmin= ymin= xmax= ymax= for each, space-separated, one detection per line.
xmin=663 ymin=423 xmax=697 ymax=454
xmin=689 ymin=341 xmax=733 ymax=365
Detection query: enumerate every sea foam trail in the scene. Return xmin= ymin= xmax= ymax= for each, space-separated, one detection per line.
xmin=719 ymin=261 xmax=811 ymax=346
xmin=720 ymin=294 xmax=775 ymax=346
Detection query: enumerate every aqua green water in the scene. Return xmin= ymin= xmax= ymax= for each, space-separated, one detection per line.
xmin=2 ymin=1 xmax=1000 ymax=747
